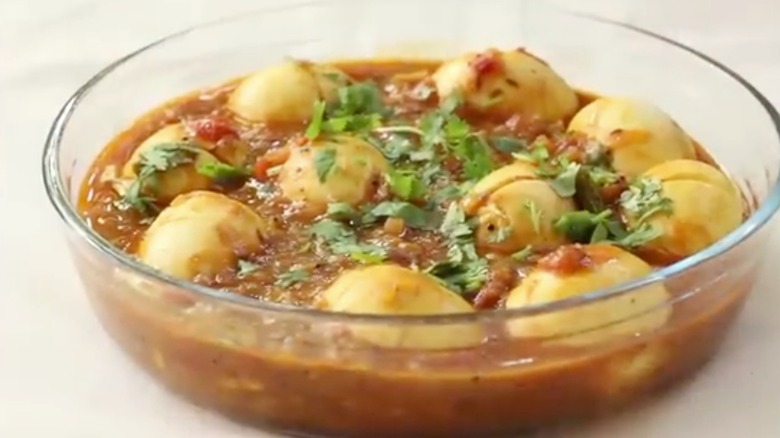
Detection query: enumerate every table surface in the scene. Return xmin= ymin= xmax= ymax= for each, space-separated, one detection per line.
xmin=2 ymin=0 xmax=780 ymax=436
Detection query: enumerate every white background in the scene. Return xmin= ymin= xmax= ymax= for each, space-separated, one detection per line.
xmin=1 ymin=0 xmax=779 ymax=436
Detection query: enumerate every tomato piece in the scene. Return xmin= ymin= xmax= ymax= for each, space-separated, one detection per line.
xmin=190 ymin=115 xmax=237 ymax=143
xmin=253 ymin=147 xmax=291 ymax=181
xmin=538 ymin=245 xmax=593 ymax=275
xmin=469 ymin=50 xmax=502 ymax=87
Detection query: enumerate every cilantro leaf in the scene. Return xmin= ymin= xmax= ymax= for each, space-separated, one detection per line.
xmin=310 ymin=218 xmax=352 ymax=241
xmin=275 ymin=267 xmax=309 ymax=288
xmin=417 ymin=94 xmax=495 ymax=181
xmin=119 ymin=142 xmax=201 ymax=215
xmin=619 ymin=177 xmax=674 ymax=224
xmin=386 ymin=168 xmax=427 ymax=200
xmin=553 ymin=210 xmax=612 ymax=243
xmin=512 ymin=139 xmax=550 ymax=163
xmin=335 ymin=81 xmax=387 ymax=116
xmin=575 ymin=166 xmax=609 ymax=213
xmin=313 ymin=148 xmax=337 ymax=182
xmin=373 ymin=134 xmax=414 ymax=162
xmin=326 ymin=202 xmax=360 ymax=222
xmin=554 ymin=209 xmax=661 ymax=248
xmin=455 ymin=134 xmax=495 ymax=180
xmin=306 ymin=101 xmax=326 ymax=139
xmin=196 ymin=161 xmax=250 ymax=183
xmin=548 ymin=162 xmax=580 ymax=197
xmin=589 ymin=166 xmax=620 ymax=185
xmin=427 ymin=203 xmax=489 ymax=293
xmin=369 ymin=201 xmax=439 ymax=230
xmin=236 ymin=259 xmax=261 ymax=279
xmin=309 ymin=219 xmax=387 ymax=263
xmin=511 ymin=245 xmax=534 ymax=262
xmin=439 ymin=93 xmax=463 ymax=114
xmin=612 ymin=222 xmax=662 ymax=247
xmin=303 ymin=81 xmax=388 ymax=138
xmin=425 ymin=259 xmax=489 ymax=294
xmin=491 ymin=136 xmax=528 ymax=153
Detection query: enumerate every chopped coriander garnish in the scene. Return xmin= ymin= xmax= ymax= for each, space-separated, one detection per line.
xmin=511 ymin=245 xmax=534 ymax=262
xmin=431 ymin=187 xmax=460 ymax=204
xmin=574 ymin=166 xmax=609 ymax=213
xmin=275 ymin=266 xmax=309 ymax=288
xmin=619 ymin=177 xmax=673 ymax=224
xmin=427 ymin=203 xmax=489 ymax=294
xmin=512 ymin=139 xmax=550 ymax=163
xmin=196 ymin=161 xmax=250 ymax=183
xmin=548 ymin=162 xmax=580 ymax=197
xmin=419 ymin=161 xmax=445 ymax=186
xmin=374 ymin=134 xmax=414 ymax=161
xmin=310 ymin=218 xmax=387 ymax=263
xmin=524 ymin=200 xmax=543 ymax=234
xmin=440 ymin=204 xmax=474 ymax=245
xmin=425 ymin=259 xmax=489 ymax=294
xmin=369 ymin=201 xmax=439 ymax=230
xmin=418 ymin=94 xmax=495 ymax=181
xmin=370 ymin=132 xmax=435 ymax=163
xmin=386 ymin=168 xmax=427 ymax=200
xmin=454 ymin=134 xmax=495 ymax=181
xmin=430 ymin=180 xmax=472 ymax=205
xmin=491 ymin=136 xmax=528 ymax=153
xmin=236 ymin=259 xmax=261 ymax=279
xmin=326 ymin=202 xmax=359 ymax=222
xmin=313 ymin=148 xmax=337 ymax=182
xmin=119 ymin=142 xmax=202 ymax=214
xmin=554 ymin=209 xmax=612 ymax=243
xmin=336 ymin=81 xmax=387 ymax=115
xmin=554 ymin=209 xmax=661 ymax=248
xmin=304 ymin=81 xmax=388 ymax=138
xmin=310 ymin=218 xmax=353 ymax=242
xmin=305 ymin=101 xmax=326 ymax=139
xmin=589 ymin=166 xmax=620 ymax=185
xmin=439 ymin=93 xmax=463 ymax=114
xmin=612 ymin=222 xmax=662 ymax=247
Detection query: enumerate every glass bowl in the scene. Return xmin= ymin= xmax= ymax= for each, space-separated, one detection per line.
xmin=42 ymin=0 xmax=780 ymax=437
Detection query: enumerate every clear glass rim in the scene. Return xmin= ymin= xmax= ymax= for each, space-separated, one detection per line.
xmin=41 ymin=3 xmax=780 ymax=325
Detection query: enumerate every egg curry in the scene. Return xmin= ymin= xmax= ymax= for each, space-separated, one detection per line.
xmin=78 ymin=47 xmax=749 ymax=437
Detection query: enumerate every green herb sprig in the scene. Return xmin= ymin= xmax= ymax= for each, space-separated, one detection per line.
xmin=305 ymin=81 xmax=388 ymax=139
xmin=425 ymin=203 xmax=489 ymax=294
xmin=119 ymin=142 xmax=202 ymax=214
xmin=309 ymin=218 xmax=387 ymax=264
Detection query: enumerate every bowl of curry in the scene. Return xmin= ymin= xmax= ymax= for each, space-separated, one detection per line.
xmin=42 ymin=1 xmax=780 ymax=437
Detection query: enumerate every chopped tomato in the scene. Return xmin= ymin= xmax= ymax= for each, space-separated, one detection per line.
xmin=254 ymin=147 xmax=291 ymax=180
xmin=190 ymin=115 xmax=237 ymax=143
xmin=538 ymin=245 xmax=592 ymax=275
xmin=470 ymin=50 xmax=502 ymax=87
